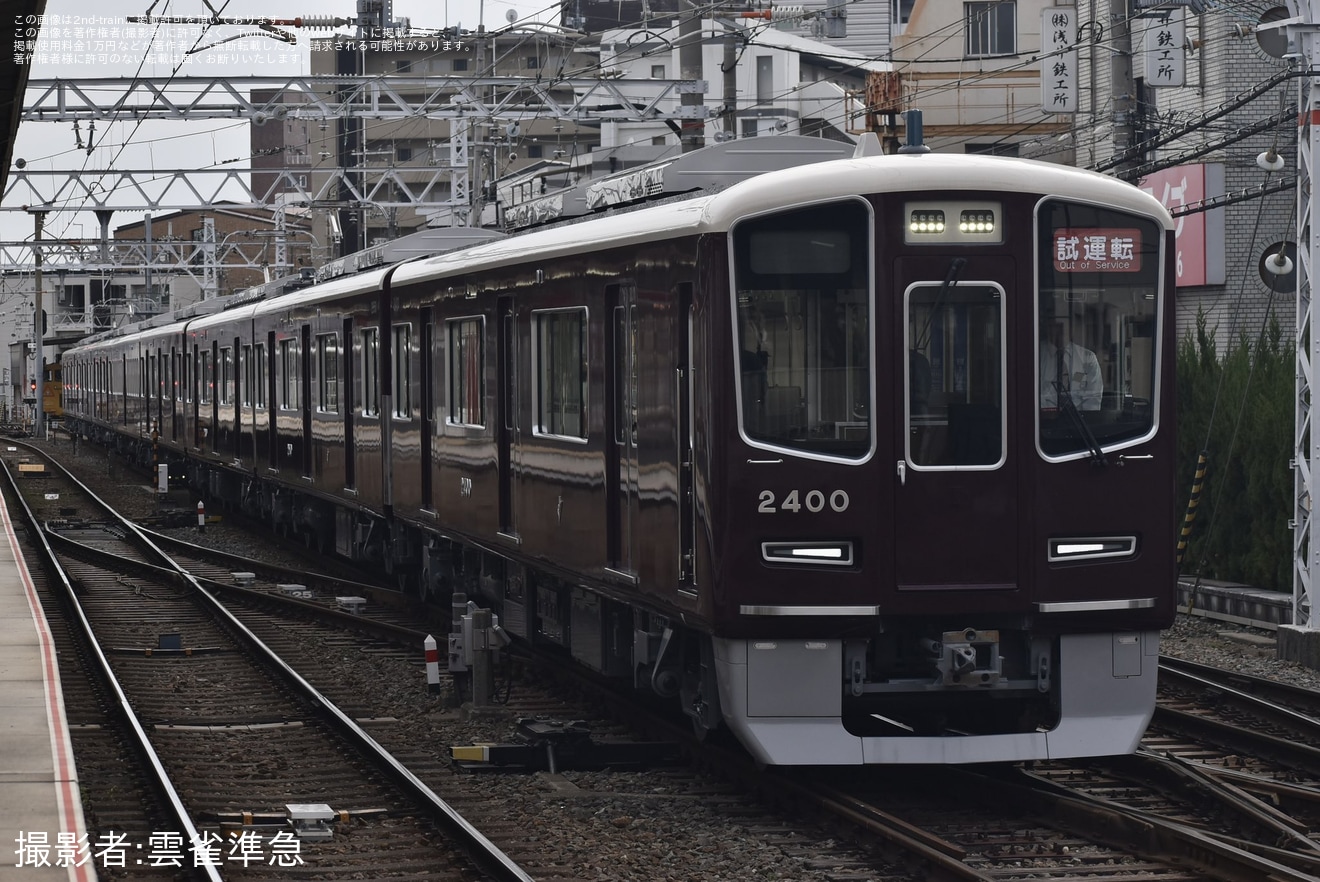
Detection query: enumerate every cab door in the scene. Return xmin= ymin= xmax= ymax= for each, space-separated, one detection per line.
xmin=895 ymin=255 xmax=1017 ymax=597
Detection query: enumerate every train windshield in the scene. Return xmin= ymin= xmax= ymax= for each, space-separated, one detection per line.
xmin=731 ymin=199 xmax=873 ymax=459
xmin=1036 ymin=200 xmax=1163 ymax=458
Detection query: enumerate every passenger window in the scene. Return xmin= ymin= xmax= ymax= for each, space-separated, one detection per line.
xmin=534 ymin=308 xmax=587 ymax=440
xmin=279 ymin=338 xmax=300 ymax=410
xmin=361 ymin=328 xmax=380 ymax=417
xmin=318 ymin=334 xmax=339 ymax=413
xmin=448 ymin=317 xmax=483 ymax=427
xmin=393 ymin=324 xmax=411 ymax=419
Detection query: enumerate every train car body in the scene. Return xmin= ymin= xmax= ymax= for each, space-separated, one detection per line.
xmin=64 ymin=147 xmax=1178 ymax=765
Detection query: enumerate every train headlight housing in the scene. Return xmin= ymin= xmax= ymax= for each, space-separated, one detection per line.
xmin=908 ymin=210 xmax=946 ymax=235
xmin=761 ymin=541 xmax=854 ymax=567
xmin=959 ymin=210 xmax=996 ymax=234
xmin=906 ymin=200 xmax=1003 ymax=244
xmin=1047 ymin=535 xmax=1137 ymax=562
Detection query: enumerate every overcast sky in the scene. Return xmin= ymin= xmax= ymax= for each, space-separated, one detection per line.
xmin=5 ymin=0 xmax=555 ymax=243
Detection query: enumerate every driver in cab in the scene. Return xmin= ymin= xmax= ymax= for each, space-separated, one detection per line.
xmin=1040 ymin=314 xmax=1102 ymax=413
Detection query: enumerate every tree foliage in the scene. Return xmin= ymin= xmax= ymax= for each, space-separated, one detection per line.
xmin=1176 ymin=312 xmax=1294 ymax=590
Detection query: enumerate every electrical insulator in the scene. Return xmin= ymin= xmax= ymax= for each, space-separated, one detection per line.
xmin=297 ymin=15 xmax=350 ymax=29
xmin=772 ymin=5 xmax=806 ymax=18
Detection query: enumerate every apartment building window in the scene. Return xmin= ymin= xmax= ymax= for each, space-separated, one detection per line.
xmin=966 ymin=1 xmax=1016 ymax=57
xmin=452 ymin=58 xmax=468 ymax=72
xmin=756 ymin=57 xmax=773 ymax=103
xmin=651 ymin=64 xmax=665 ymax=78
xmin=525 ymin=56 xmax=540 ymax=69
xmin=967 ymin=142 xmax=1020 ymax=156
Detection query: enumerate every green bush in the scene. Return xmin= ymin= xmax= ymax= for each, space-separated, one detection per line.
xmin=1176 ymin=312 xmax=1294 ymax=591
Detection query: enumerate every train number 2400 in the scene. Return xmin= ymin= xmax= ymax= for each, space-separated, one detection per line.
xmin=757 ymin=489 xmax=851 ymax=513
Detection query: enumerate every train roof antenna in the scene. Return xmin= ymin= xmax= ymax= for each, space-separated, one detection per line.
xmin=898 ymin=110 xmax=931 ymax=155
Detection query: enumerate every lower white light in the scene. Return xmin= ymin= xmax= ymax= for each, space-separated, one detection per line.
xmin=762 ymin=541 xmax=855 ymax=567
xmin=1048 ymin=535 xmax=1137 ymax=562
xmin=1057 ymin=543 xmax=1106 ymax=555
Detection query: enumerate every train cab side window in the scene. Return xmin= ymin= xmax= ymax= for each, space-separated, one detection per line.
xmin=361 ymin=328 xmax=380 ymax=417
xmin=279 ymin=337 xmax=301 ymax=410
xmin=318 ymin=333 xmax=340 ymax=413
xmin=732 ymin=199 xmax=872 ymax=458
xmin=1036 ymin=200 xmax=1163 ymax=458
xmin=534 ymin=308 xmax=588 ymax=440
xmin=447 ymin=317 xmax=483 ymax=427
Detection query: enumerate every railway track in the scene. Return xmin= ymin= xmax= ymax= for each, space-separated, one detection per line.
xmin=1 ymin=445 xmax=533 ymax=881
xmin=15 ymin=434 xmax=1320 ymax=881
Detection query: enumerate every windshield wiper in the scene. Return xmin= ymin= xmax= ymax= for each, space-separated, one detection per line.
xmin=1054 ymin=382 xmax=1107 ymax=467
xmin=915 ymin=257 xmax=966 ymax=351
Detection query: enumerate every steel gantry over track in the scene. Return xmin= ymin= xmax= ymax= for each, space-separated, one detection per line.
xmin=2 ymin=72 xmax=713 ymax=273
xmin=4 ymin=73 xmax=711 ymax=216
xmin=1279 ymin=2 xmax=1320 ymax=664
xmin=17 ymin=74 xmax=708 ymax=124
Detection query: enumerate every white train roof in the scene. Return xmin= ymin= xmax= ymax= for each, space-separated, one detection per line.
xmin=699 ymin=152 xmax=1175 ymax=231
xmin=70 ymin=151 xmax=1174 ymax=353
xmin=393 ymin=152 xmax=1173 ymax=288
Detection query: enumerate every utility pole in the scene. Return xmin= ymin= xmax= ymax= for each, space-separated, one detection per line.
xmin=27 ymin=206 xmax=47 ymax=439
xmin=679 ymin=0 xmax=706 ymax=152
xmin=1109 ymin=0 xmax=1137 ymax=174
xmin=721 ymin=30 xmax=738 ymax=140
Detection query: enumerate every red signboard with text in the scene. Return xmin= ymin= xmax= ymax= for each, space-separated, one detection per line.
xmin=1052 ymin=228 xmax=1142 ymax=272
xmin=1139 ymin=163 xmax=1225 ymax=287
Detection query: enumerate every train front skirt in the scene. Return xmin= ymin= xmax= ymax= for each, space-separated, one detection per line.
xmin=713 ymin=631 xmax=1160 ymax=765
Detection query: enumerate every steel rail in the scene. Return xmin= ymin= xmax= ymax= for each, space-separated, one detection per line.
xmin=18 ymin=442 xmax=535 ymax=882
xmin=0 ymin=460 xmax=224 ymax=882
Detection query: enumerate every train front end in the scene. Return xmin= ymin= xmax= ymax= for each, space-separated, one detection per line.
xmin=707 ymin=155 xmax=1177 ymax=765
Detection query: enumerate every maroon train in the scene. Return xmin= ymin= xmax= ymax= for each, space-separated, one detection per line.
xmin=62 ymin=145 xmax=1178 ymax=765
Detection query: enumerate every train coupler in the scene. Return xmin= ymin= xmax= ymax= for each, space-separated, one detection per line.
xmin=922 ymin=628 xmax=1003 ymax=686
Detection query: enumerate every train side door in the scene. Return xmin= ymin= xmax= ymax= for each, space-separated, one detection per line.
xmin=497 ymin=295 xmax=518 ymax=538
xmin=343 ymin=317 xmax=356 ymax=490
xmin=605 ymin=283 xmax=640 ymax=578
xmin=420 ymin=309 xmax=434 ymax=510
xmin=266 ymin=331 xmax=278 ymax=470
xmin=230 ymin=338 xmax=240 ymax=459
xmin=894 ymin=256 xmax=1018 ymax=593
xmin=301 ymin=324 xmax=313 ymax=477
